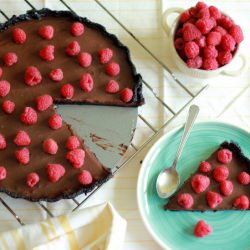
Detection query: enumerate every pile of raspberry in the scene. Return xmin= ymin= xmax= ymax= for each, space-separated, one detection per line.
xmin=174 ymin=1 xmax=244 ymax=70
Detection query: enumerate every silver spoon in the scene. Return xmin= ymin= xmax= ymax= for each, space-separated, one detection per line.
xmin=156 ymin=104 xmax=199 ymax=199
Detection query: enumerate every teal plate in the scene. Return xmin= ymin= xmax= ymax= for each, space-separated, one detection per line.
xmin=137 ymin=121 xmax=250 ymax=250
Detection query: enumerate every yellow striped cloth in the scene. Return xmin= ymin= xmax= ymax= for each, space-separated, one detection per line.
xmin=0 ymin=203 xmax=127 ymax=250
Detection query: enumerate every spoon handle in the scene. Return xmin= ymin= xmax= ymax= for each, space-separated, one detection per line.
xmin=172 ymin=105 xmax=199 ymax=169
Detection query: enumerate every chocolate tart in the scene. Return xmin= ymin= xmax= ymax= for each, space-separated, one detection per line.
xmin=165 ymin=142 xmax=250 ymax=211
xmin=0 ymin=9 xmax=144 ymax=201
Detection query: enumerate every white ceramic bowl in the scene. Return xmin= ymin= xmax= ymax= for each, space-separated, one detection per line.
xmin=162 ymin=7 xmax=247 ymax=78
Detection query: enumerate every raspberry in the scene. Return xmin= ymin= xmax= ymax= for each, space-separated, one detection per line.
xmin=197 ymin=7 xmax=210 ymax=19
xmin=221 ymin=34 xmax=236 ymax=51
xmin=66 ymin=136 xmax=80 ymax=150
xmin=78 ymin=170 xmax=93 ymax=185
xmin=220 ymin=180 xmax=233 ymax=196
xmin=0 ymin=80 xmax=10 ymax=97
xmin=120 ymin=88 xmax=133 ymax=103
xmin=195 ymin=36 xmax=206 ymax=48
xmin=48 ymin=114 xmax=62 ymax=130
xmin=213 ymin=26 xmax=227 ymax=36
xmin=233 ymin=195 xmax=249 ymax=210
xmin=209 ymin=6 xmax=221 ymax=20
xmin=237 ymin=172 xmax=250 ymax=185
xmin=60 ymin=83 xmax=74 ymax=99
xmin=15 ymin=147 xmax=30 ymax=165
xmin=184 ymin=41 xmax=199 ymax=59
xmin=217 ymin=149 xmax=232 ymax=164
xmin=194 ymin=220 xmax=212 ymax=238
xmin=105 ymin=62 xmax=120 ymax=76
xmin=66 ymin=148 xmax=85 ymax=168
xmin=203 ymin=58 xmax=218 ymax=70
xmin=0 ymin=133 xmax=7 ymax=150
xmin=213 ymin=165 xmax=229 ymax=182
xmin=179 ymin=10 xmax=191 ymax=23
xmin=43 ymin=138 xmax=58 ymax=155
xmin=71 ymin=22 xmax=84 ymax=36
xmin=20 ymin=107 xmax=38 ymax=125
xmin=182 ymin=23 xmax=201 ymax=42
xmin=229 ymin=25 xmax=244 ymax=44
xmin=191 ymin=174 xmax=210 ymax=193
xmin=187 ymin=56 xmax=202 ymax=69
xmin=217 ymin=51 xmax=232 ymax=65
xmin=174 ymin=38 xmax=184 ymax=50
xmin=12 ymin=28 xmax=26 ymax=44
xmin=47 ymin=163 xmax=65 ymax=183
xmin=203 ymin=45 xmax=218 ymax=58
xmin=196 ymin=2 xmax=207 ymax=10
xmin=65 ymin=41 xmax=80 ymax=56
xmin=0 ymin=67 xmax=3 ymax=78
xmin=26 ymin=172 xmax=39 ymax=188
xmin=14 ymin=130 xmax=31 ymax=146
xmin=39 ymin=45 xmax=55 ymax=61
xmin=24 ymin=66 xmax=42 ymax=86
xmin=3 ymin=52 xmax=18 ymax=67
xmin=106 ymin=80 xmax=120 ymax=94
xmin=206 ymin=31 xmax=221 ymax=46
xmin=189 ymin=7 xmax=197 ymax=17
xmin=199 ymin=161 xmax=212 ymax=173
xmin=2 ymin=100 xmax=15 ymax=114
xmin=218 ymin=16 xmax=234 ymax=30
xmin=177 ymin=193 xmax=193 ymax=209
xmin=80 ymin=73 xmax=93 ymax=93
xmin=49 ymin=68 xmax=63 ymax=82
xmin=78 ymin=52 xmax=92 ymax=67
xmin=38 ymin=25 xmax=54 ymax=40
xmin=0 ymin=166 xmax=7 ymax=180
xmin=36 ymin=94 xmax=53 ymax=112
xmin=195 ymin=18 xmax=215 ymax=34
xmin=207 ymin=191 xmax=223 ymax=209
xmin=99 ymin=48 xmax=113 ymax=64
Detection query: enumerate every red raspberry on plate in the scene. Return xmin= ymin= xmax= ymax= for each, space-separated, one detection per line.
xmin=213 ymin=26 xmax=227 ymax=36
xmin=237 ymin=172 xmax=250 ymax=185
xmin=106 ymin=80 xmax=120 ymax=94
xmin=203 ymin=58 xmax=218 ymax=70
xmin=217 ymin=51 xmax=232 ymax=66
xmin=199 ymin=161 xmax=212 ymax=173
xmin=47 ymin=163 xmax=65 ymax=183
xmin=182 ymin=23 xmax=201 ymax=42
xmin=191 ymin=174 xmax=210 ymax=193
xmin=206 ymin=31 xmax=222 ymax=46
xmin=220 ymin=180 xmax=233 ymax=196
xmin=105 ymin=62 xmax=120 ymax=76
xmin=60 ymin=83 xmax=74 ymax=99
xmin=184 ymin=41 xmax=199 ymax=59
xmin=197 ymin=7 xmax=210 ymax=19
xmin=49 ymin=68 xmax=63 ymax=82
xmin=221 ymin=34 xmax=236 ymax=51
xmin=229 ymin=25 xmax=244 ymax=44
xmin=0 ymin=166 xmax=7 ymax=180
xmin=78 ymin=170 xmax=93 ymax=185
xmin=213 ymin=165 xmax=229 ymax=182
xmin=99 ymin=48 xmax=113 ymax=64
xmin=0 ymin=67 xmax=3 ymax=78
xmin=3 ymin=52 xmax=18 ymax=67
xmin=12 ymin=28 xmax=26 ymax=44
xmin=207 ymin=191 xmax=223 ymax=209
xmin=120 ymin=88 xmax=133 ymax=103
xmin=66 ymin=148 xmax=85 ymax=168
xmin=43 ymin=138 xmax=58 ymax=155
xmin=24 ymin=66 xmax=42 ymax=86
xmin=15 ymin=147 xmax=30 ymax=165
xmin=195 ymin=36 xmax=206 ymax=48
xmin=203 ymin=45 xmax=218 ymax=58
xmin=233 ymin=195 xmax=249 ymax=210
xmin=71 ymin=22 xmax=84 ymax=36
xmin=217 ymin=148 xmax=232 ymax=164
xmin=179 ymin=10 xmax=191 ymax=23
xmin=26 ymin=172 xmax=40 ymax=188
xmin=174 ymin=38 xmax=184 ymax=50
xmin=48 ymin=114 xmax=63 ymax=130
xmin=177 ymin=193 xmax=193 ymax=209
xmin=195 ymin=18 xmax=215 ymax=34
xmin=0 ymin=134 xmax=7 ymax=150
xmin=66 ymin=136 xmax=80 ymax=150
xmin=65 ymin=41 xmax=80 ymax=56
xmin=20 ymin=107 xmax=38 ymax=125
xmin=218 ymin=15 xmax=234 ymax=30
xmin=0 ymin=80 xmax=10 ymax=97
xmin=194 ymin=220 xmax=213 ymax=238
xmin=209 ymin=6 xmax=221 ymax=20
xmin=39 ymin=45 xmax=55 ymax=61
xmin=39 ymin=25 xmax=54 ymax=40
xmin=2 ymin=100 xmax=15 ymax=114
xmin=187 ymin=56 xmax=203 ymax=69
xmin=80 ymin=73 xmax=94 ymax=93
xmin=78 ymin=52 xmax=92 ymax=68
xmin=14 ymin=130 xmax=31 ymax=146
xmin=36 ymin=94 xmax=53 ymax=112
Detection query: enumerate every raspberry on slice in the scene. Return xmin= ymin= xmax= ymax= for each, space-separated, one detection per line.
xmin=237 ymin=172 xmax=250 ymax=185
xmin=221 ymin=34 xmax=236 ymax=52
xmin=233 ymin=195 xmax=249 ymax=210
xmin=203 ymin=45 xmax=218 ymax=58
xmin=0 ymin=67 xmax=3 ymax=78
xmin=197 ymin=7 xmax=210 ymax=19
xmin=80 ymin=73 xmax=94 ymax=93
xmin=78 ymin=52 xmax=92 ymax=68
xmin=203 ymin=58 xmax=219 ymax=70
xmin=60 ymin=83 xmax=74 ymax=99
xmin=106 ymin=80 xmax=120 ymax=94
xmin=182 ymin=23 xmax=201 ymax=42
xmin=48 ymin=114 xmax=63 ymax=130
xmin=38 ymin=25 xmax=54 ymax=40
xmin=213 ymin=26 xmax=227 ymax=36
xmin=217 ymin=51 xmax=232 ymax=66
xmin=66 ymin=148 xmax=85 ymax=168
xmin=39 ymin=45 xmax=55 ymax=62
xmin=0 ymin=133 xmax=7 ymax=150
xmin=120 ymin=88 xmax=133 ymax=103
xmin=71 ymin=22 xmax=84 ymax=37
xmin=20 ymin=107 xmax=38 ymax=125
xmin=78 ymin=170 xmax=93 ymax=185
xmin=105 ymin=62 xmax=120 ymax=76
xmin=218 ymin=15 xmax=234 ymax=30
xmin=99 ymin=48 xmax=113 ymax=64
xmin=0 ymin=166 xmax=7 ymax=180
xmin=229 ymin=25 xmax=244 ymax=44
xmin=14 ymin=130 xmax=31 ymax=146
xmin=3 ymin=52 xmax=18 ymax=67
xmin=177 ymin=193 xmax=193 ymax=209
xmin=43 ymin=138 xmax=58 ymax=155
xmin=206 ymin=191 xmax=223 ymax=209
xmin=24 ymin=66 xmax=42 ymax=86
xmin=0 ymin=80 xmax=11 ymax=97
xmin=187 ymin=56 xmax=203 ymax=69
xmin=198 ymin=161 xmax=212 ymax=173
xmin=209 ymin=6 xmax=221 ymax=20
xmin=26 ymin=172 xmax=39 ymax=188
xmin=213 ymin=165 xmax=229 ymax=182
xmin=220 ymin=180 xmax=233 ymax=196
xmin=191 ymin=174 xmax=210 ymax=193
xmin=184 ymin=41 xmax=199 ymax=59
xmin=174 ymin=38 xmax=184 ymax=50
xmin=36 ymin=94 xmax=53 ymax=112
xmin=194 ymin=220 xmax=213 ymax=238
xmin=15 ymin=147 xmax=30 ymax=165
xmin=195 ymin=36 xmax=206 ymax=48
xmin=206 ymin=31 xmax=222 ymax=46
xmin=65 ymin=41 xmax=80 ymax=56
xmin=217 ymin=149 xmax=232 ymax=164
xmin=49 ymin=68 xmax=63 ymax=82
xmin=47 ymin=163 xmax=65 ymax=183
xmin=2 ymin=100 xmax=15 ymax=114
xmin=12 ymin=28 xmax=26 ymax=44
xmin=195 ymin=18 xmax=215 ymax=35
xmin=66 ymin=136 xmax=80 ymax=150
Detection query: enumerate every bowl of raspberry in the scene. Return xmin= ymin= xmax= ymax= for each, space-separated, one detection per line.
xmin=162 ymin=2 xmax=246 ymax=78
